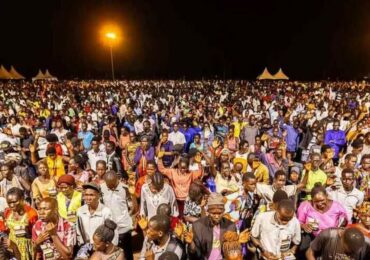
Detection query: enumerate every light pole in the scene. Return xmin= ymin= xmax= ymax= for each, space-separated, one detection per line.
xmin=105 ymin=32 xmax=116 ymax=81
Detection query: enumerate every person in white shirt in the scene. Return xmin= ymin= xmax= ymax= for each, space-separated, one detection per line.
xmin=76 ymin=183 xmax=117 ymax=258
xmin=168 ymin=122 xmax=186 ymax=148
xmin=134 ymin=115 xmax=144 ymax=134
xmin=50 ymin=118 xmax=68 ymax=142
xmin=140 ymin=172 xmax=178 ymax=219
xmin=101 ymin=171 xmax=134 ymax=260
xmin=251 ymin=199 xmax=301 ymax=259
xmin=327 ymin=168 xmax=364 ymax=222
xmin=87 ymin=137 xmax=107 ymax=171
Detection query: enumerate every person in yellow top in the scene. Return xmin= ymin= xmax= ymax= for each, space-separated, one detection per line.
xmin=31 ymin=161 xmax=57 ymax=206
xmin=39 ymin=107 xmax=51 ymax=118
xmin=232 ymin=117 xmax=247 ymax=138
xmin=212 ymin=163 xmax=240 ymax=196
xmin=247 ymin=154 xmax=269 ymax=184
xmin=56 ymin=175 xmax=82 ymax=223
xmin=30 ymin=144 xmax=70 ymax=181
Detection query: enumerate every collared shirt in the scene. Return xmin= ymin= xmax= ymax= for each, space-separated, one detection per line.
xmin=76 ymin=202 xmax=117 ymax=245
xmin=251 ymin=211 xmax=301 ymax=256
xmin=32 ymin=218 xmax=76 ymax=260
xmin=256 ymin=183 xmax=297 ymax=209
xmin=101 ymin=183 xmax=133 ymax=234
xmin=87 ymin=149 xmax=107 ymax=171
xmin=139 ymin=236 xmax=184 ymax=260
xmin=168 ymin=131 xmax=186 ymax=146
xmin=327 ymin=186 xmax=364 ymax=221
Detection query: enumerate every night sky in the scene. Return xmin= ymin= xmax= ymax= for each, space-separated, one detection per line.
xmin=0 ymin=0 xmax=369 ymax=80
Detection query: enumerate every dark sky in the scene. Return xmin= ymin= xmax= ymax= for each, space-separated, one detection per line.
xmin=0 ymin=0 xmax=370 ymax=80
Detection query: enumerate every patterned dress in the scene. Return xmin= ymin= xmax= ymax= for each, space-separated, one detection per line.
xmin=5 ymin=205 xmax=38 ymax=260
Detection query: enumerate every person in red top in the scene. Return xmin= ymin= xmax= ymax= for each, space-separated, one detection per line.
xmin=4 ymin=187 xmax=38 ymax=260
xmin=32 ymin=198 xmax=75 ymax=260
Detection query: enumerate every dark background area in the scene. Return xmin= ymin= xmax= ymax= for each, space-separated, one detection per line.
xmin=0 ymin=0 xmax=369 ymax=80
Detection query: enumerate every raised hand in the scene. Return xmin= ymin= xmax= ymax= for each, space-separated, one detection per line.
xmin=29 ymin=143 xmax=36 ymax=153
xmin=184 ymin=228 xmax=193 ymax=244
xmin=239 ymin=229 xmax=250 ymax=243
xmin=174 ymin=222 xmax=184 ymax=238
xmin=137 ymin=215 xmax=148 ymax=230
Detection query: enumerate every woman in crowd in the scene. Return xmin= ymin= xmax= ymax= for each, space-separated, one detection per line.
xmin=68 ymin=154 xmax=90 ymax=190
xmin=4 ymin=187 xmax=38 ymax=260
xmin=297 ymin=184 xmax=349 ymax=256
xmin=31 ymin=161 xmax=57 ymax=206
xmin=183 ymin=181 xmax=208 ymax=224
xmin=134 ymin=135 xmax=155 ymax=178
xmin=56 ymin=175 xmax=82 ymax=223
xmin=122 ymin=132 xmax=140 ymax=172
xmin=90 ymin=219 xmax=124 ymax=260
xmin=0 ymin=162 xmax=30 ymax=198
xmin=140 ymin=172 xmax=178 ymax=219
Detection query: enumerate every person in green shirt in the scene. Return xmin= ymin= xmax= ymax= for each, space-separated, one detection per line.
xmin=301 ymin=153 xmax=327 ymax=200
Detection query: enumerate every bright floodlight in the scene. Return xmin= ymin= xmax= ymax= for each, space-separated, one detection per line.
xmin=105 ymin=32 xmax=117 ymax=40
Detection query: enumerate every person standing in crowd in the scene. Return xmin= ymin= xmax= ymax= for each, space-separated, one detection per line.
xmin=0 ymin=161 xmax=30 ymax=197
xmin=140 ymin=172 xmax=178 ymax=219
xmin=30 ymin=145 xmax=66 ymax=180
xmin=300 ymin=153 xmax=327 ymax=200
xmin=306 ymin=227 xmax=370 ymax=260
xmin=56 ymin=174 xmax=82 ymax=223
xmin=140 ymin=215 xmax=185 ymax=260
xmin=168 ymin=123 xmax=186 ymax=151
xmin=157 ymin=130 xmax=175 ymax=167
xmin=183 ymin=181 xmax=208 ymax=224
xmin=87 ymin=137 xmax=106 ymax=172
xmin=256 ymin=169 xmax=308 ymax=209
xmin=4 ymin=187 xmax=38 ymax=260
xmin=105 ymin=141 xmax=127 ymax=179
xmin=327 ymin=168 xmax=364 ymax=222
xmin=134 ymin=135 xmax=155 ymax=178
xmin=101 ymin=171 xmax=135 ymax=260
xmin=90 ymin=219 xmax=125 ymax=260
xmin=76 ymin=182 xmax=115 ymax=245
xmin=157 ymin=153 xmax=202 ymax=216
xmin=78 ymin=122 xmax=94 ymax=151
xmin=246 ymin=153 xmax=269 ymax=184
xmin=297 ymin=184 xmax=348 ymax=253
xmin=251 ymin=199 xmax=301 ymax=260
xmin=32 ymin=198 xmax=75 ymax=259
xmin=122 ymin=132 xmax=140 ymax=172
xmin=92 ymin=160 xmax=107 ymax=185
xmin=186 ymin=193 xmax=236 ymax=259
xmin=31 ymin=161 xmax=57 ymax=206
xmin=324 ymin=119 xmax=347 ymax=164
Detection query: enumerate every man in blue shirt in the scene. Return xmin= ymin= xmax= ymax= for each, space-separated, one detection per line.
xmin=324 ymin=119 xmax=346 ymax=164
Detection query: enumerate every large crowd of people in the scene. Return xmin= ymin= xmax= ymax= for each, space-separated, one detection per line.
xmin=0 ymin=79 xmax=369 ymax=259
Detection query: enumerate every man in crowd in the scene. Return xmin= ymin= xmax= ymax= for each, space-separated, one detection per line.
xmin=32 ymin=198 xmax=75 ymax=259
xmin=187 ymin=192 xmax=236 ymax=259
